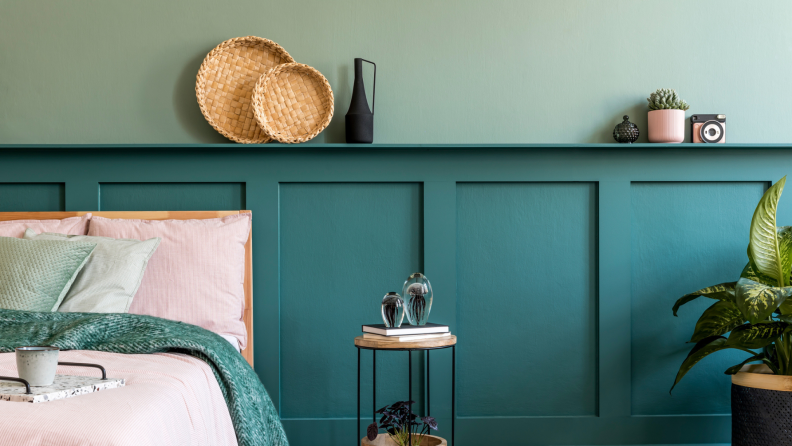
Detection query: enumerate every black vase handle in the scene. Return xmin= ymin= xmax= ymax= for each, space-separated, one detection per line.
xmin=360 ymin=59 xmax=376 ymax=114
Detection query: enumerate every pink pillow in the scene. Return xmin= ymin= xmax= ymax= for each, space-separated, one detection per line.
xmin=0 ymin=214 xmax=91 ymax=238
xmin=88 ymin=214 xmax=251 ymax=349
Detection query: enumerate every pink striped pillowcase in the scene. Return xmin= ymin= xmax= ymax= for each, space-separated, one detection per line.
xmin=88 ymin=214 xmax=251 ymax=349
xmin=0 ymin=214 xmax=91 ymax=238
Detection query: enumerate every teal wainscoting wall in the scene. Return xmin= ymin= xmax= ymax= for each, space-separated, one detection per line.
xmin=99 ymin=182 xmax=246 ymax=211
xmin=2 ymin=1 xmax=792 ymax=145
xmin=0 ymin=183 xmax=64 ymax=211
xmin=3 ymin=143 xmax=790 ymax=446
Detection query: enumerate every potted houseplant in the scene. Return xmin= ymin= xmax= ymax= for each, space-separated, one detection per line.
xmin=672 ymin=176 xmax=792 ymax=444
xmin=364 ymin=401 xmax=442 ymax=446
xmin=647 ymin=88 xmax=689 ymax=143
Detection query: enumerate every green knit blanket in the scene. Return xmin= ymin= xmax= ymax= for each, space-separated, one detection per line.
xmin=0 ymin=309 xmax=288 ymax=446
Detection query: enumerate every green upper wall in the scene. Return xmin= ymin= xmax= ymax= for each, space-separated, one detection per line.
xmin=0 ymin=0 xmax=789 ymax=144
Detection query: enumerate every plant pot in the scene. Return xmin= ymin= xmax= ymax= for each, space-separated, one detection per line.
xmin=732 ymin=364 xmax=792 ymax=445
xmin=647 ymin=109 xmax=685 ymax=143
xmin=362 ymin=434 xmax=447 ymax=446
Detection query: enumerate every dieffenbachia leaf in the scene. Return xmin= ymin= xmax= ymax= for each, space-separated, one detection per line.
xmin=763 ymin=359 xmax=781 ymax=375
xmin=777 ymin=226 xmax=792 ymax=283
xmin=690 ymin=300 xmax=745 ymax=342
xmin=727 ymin=321 xmax=790 ymax=349
xmin=673 ymin=282 xmax=736 ymax=317
xmin=736 ymin=277 xmax=792 ymax=323
xmin=741 ymin=260 xmax=777 ymax=287
xmin=724 ymin=353 xmax=767 ymax=375
xmin=742 ymin=260 xmax=792 ymax=315
xmin=671 ymin=336 xmax=729 ymax=393
xmin=748 ymin=177 xmax=788 ymax=287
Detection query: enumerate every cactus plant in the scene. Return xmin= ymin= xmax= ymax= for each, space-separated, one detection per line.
xmin=647 ymin=88 xmax=690 ymax=111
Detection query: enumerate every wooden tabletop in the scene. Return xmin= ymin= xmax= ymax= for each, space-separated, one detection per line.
xmin=354 ymin=335 xmax=456 ymax=350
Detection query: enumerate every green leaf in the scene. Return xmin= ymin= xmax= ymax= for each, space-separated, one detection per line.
xmin=673 ymin=282 xmax=736 ymax=316
xmin=725 ymin=353 xmax=766 ymax=375
xmin=736 ymin=277 xmax=792 ymax=323
xmin=778 ymin=226 xmax=792 ymax=283
xmin=690 ymin=300 xmax=745 ymax=342
xmin=741 ymin=259 xmax=777 ymax=287
xmin=727 ymin=322 xmax=790 ymax=349
xmin=748 ymin=177 xmax=788 ymax=287
xmin=671 ymin=336 xmax=729 ymax=393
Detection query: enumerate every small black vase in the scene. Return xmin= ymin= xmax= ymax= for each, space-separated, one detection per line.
xmin=345 ymin=58 xmax=376 ymax=143
xmin=613 ymin=115 xmax=639 ymax=143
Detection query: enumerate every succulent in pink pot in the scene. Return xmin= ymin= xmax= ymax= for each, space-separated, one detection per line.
xmin=647 ymin=88 xmax=689 ymax=143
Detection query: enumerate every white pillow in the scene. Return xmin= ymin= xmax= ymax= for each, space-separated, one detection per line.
xmin=24 ymin=229 xmax=161 ymax=313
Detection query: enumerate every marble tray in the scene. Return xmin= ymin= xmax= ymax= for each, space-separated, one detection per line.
xmin=0 ymin=374 xmax=125 ymax=403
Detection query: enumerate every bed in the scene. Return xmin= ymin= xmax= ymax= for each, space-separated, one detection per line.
xmin=0 ymin=211 xmax=284 ymax=446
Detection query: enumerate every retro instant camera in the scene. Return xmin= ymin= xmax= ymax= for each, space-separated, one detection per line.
xmin=691 ymin=114 xmax=726 ymax=143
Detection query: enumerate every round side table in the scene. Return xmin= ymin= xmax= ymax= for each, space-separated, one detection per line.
xmin=355 ymin=335 xmax=456 ymax=446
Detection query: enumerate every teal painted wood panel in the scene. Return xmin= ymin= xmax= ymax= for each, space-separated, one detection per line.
xmin=279 ymin=183 xmax=423 ymax=419
xmin=99 ymin=182 xmax=244 ymax=210
xmin=0 ymin=183 xmax=64 ymax=211
xmin=630 ymin=182 xmax=766 ymax=415
xmin=7 ymin=145 xmax=788 ymax=445
xmin=456 ymin=183 xmax=597 ymax=416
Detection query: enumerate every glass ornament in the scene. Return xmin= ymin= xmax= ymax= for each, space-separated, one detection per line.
xmin=402 ymin=272 xmax=433 ymax=326
xmin=381 ymin=292 xmax=404 ymax=328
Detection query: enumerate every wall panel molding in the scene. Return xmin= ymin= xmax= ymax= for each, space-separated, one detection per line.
xmin=0 ymin=183 xmax=64 ymax=211
xmin=2 ymin=144 xmax=786 ymax=445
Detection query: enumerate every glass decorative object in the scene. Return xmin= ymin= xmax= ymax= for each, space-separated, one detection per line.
xmin=613 ymin=115 xmax=639 ymax=143
xmin=402 ymin=273 xmax=433 ymax=326
xmin=381 ymin=292 xmax=404 ymax=328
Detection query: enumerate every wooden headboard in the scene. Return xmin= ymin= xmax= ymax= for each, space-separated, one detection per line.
xmin=0 ymin=211 xmax=254 ymax=368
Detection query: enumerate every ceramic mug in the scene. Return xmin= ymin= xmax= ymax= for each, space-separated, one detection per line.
xmin=16 ymin=346 xmax=59 ymax=386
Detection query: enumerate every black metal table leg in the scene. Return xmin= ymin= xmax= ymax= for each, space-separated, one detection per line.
xmin=426 ymin=350 xmax=430 ymax=416
xmin=357 ymin=347 xmax=360 ymax=446
xmin=408 ymin=350 xmax=412 ymax=446
xmin=355 ymin=340 xmax=455 ymax=446
xmin=452 ymin=345 xmax=455 ymax=446
xmin=373 ymin=350 xmax=376 ymax=424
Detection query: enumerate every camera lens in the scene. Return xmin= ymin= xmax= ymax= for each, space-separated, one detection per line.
xmin=699 ymin=120 xmax=724 ymax=143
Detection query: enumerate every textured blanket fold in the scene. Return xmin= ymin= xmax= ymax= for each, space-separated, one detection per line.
xmin=0 ymin=309 xmax=288 ymax=446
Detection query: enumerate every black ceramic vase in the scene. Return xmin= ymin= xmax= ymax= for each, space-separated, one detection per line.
xmin=345 ymin=58 xmax=376 ymax=143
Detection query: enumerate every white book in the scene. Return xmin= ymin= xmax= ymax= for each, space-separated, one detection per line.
xmin=362 ymin=332 xmax=451 ymax=342
xmin=362 ymin=323 xmax=449 ymax=336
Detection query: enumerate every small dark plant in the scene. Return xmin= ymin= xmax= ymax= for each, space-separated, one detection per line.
xmin=367 ymin=401 xmax=437 ymax=446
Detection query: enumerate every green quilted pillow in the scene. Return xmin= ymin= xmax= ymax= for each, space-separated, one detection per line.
xmin=0 ymin=237 xmax=96 ymax=312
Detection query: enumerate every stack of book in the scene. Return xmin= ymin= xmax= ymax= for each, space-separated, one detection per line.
xmin=361 ymin=323 xmax=450 ymax=342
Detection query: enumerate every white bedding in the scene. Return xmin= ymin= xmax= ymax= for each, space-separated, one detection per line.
xmin=0 ymin=350 xmax=238 ymax=446
xmin=220 ymin=333 xmax=241 ymax=352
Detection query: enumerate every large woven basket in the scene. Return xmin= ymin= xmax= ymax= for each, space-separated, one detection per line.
xmin=252 ymin=63 xmax=334 ymax=144
xmin=196 ymin=36 xmax=294 ymax=144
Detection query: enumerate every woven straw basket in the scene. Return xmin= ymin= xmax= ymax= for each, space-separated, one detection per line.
xmin=196 ymin=36 xmax=294 ymax=144
xmin=252 ymin=63 xmax=334 ymax=144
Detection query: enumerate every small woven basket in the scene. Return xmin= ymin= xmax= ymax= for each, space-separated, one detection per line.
xmin=252 ymin=63 xmax=334 ymax=144
xmin=196 ymin=36 xmax=294 ymax=144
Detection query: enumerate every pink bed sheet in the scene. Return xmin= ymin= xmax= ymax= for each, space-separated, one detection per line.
xmin=0 ymin=350 xmax=238 ymax=446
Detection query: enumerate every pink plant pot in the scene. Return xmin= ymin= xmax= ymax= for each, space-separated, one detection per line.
xmin=647 ymin=109 xmax=685 ymax=143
